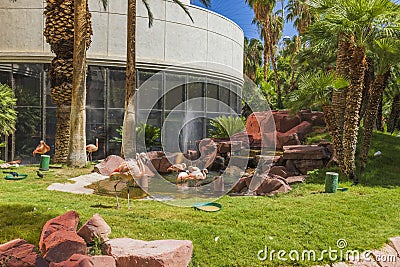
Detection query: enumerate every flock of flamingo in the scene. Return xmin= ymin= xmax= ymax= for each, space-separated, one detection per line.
xmin=32 ymin=139 xmax=209 ymax=209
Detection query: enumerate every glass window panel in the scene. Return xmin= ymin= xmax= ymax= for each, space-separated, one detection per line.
xmin=108 ymin=68 xmax=125 ymax=109
xmin=0 ymin=64 xmax=12 ymax=86
xmin=165 ymin=74 xmax=185 ymax=111
xmin=13 ymin=64 xmax=41 ymax=107
xmin=187 ymin=76 xmax=204 ymax=111
xmin=87 ymin=66 xmax=105 ymax=108
xmin=206 ymin=79 xmax=219 ymax=112
xmin=15 ymin=107 xmax=41 ymax=161
xmin=137 ymin=71 xmax=162 ymax=110
xmin=219 ymin=82 xmax=230 ymax=113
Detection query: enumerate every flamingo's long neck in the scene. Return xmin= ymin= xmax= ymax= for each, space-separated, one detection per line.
xmin=95 ymin=139 xmax=98 ymax=149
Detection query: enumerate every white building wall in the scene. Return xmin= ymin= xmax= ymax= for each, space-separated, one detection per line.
xmin=0 ymin=0 xmax=243 ymax=82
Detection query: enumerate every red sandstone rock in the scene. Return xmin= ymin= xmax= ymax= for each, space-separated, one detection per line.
xmin=42 ymin=230 xmax=87 ymax=263
xmin=268 ymin=166 xmax=288 ymax=178
xmin=276 ymin=132 xmax=301 ymax=150
xmin=292 ymin=159 xmax=325 ymax=175
xmin=300 ymin=111 xmax=325 ymax=127
xmin=255 ymin=175 xmax=291 ymax=196
xmin=279 ymin=115 xmax=301 ymax=133
xmin=283 ymin=145 xmax=330 ymax=160
xmin=246 ymin=112 xmax=275 ymax=136
xmin=0 ymin=239 xmax=48 ymax=267
xmin=371 ymin=244 xmax=400 ymax=267
xmin=77 ymin=213 xmax=111 ymax=244
xmin=284 ymin=121 xmax=313 ymax=140
xmin=389 ymin=237 xmax=400 ymax=257
xmin=285 ymin=175 xmax=307 ymax=185
xmin=93 ymin=155 xmax=125 ymax=176
xmin=39 ymin=210 xmax=80 ymax=252
xmin=49 ymin=254 xmax=116 ymax=267
xmin=103 ymin=238 xmax=193 ymax=267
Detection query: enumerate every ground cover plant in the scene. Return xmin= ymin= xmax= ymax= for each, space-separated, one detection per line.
xmin=0 ymin=132 xmax=399 ymax=266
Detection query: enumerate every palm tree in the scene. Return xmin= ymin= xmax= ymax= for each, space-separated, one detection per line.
xmin=121 ymin=0 xmax=210 ymax=158
xmin=308 ymin=0 xmax=400 ymax=182
xmin=286 ymin=0 xmax=313 ymax=36
xmin=360 ymin=38 xmax=400 ymax=176
xmin=244 ymin=37 xmax=263 ymax=81
xmin=288 ymin=71 xmax=348 ymax=156
xmin=246 ymin=0 xmax=276 ymax=81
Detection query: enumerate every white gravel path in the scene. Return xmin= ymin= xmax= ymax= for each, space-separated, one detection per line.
xmin=47 ymin=173 xmax=108 ymax=194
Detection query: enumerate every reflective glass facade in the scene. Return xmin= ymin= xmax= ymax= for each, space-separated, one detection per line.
xmin=0 ymin=63 xmax=241 ymax=163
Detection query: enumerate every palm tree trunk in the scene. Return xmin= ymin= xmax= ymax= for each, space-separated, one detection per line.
xmin=121 ymin=0 xmax=137 ymax=159
xmin=289 ymin=36 xmax=299 ymax=92
xmin=388 ymin=93 xmax=400 ymax=133
xmin=359 ymin=57 xmax=374 ymax=122
xmin=263 ymin=33 xmax=269 ymax=81
xmin=343 ymin=44 xmax=367 ymax=182
xmin=322 ymin=105 xmax=341 ymax=164
xmin=332 ymin=37 xmax=351 ymax=171
xmin=67 ymin=0 xmax=88 ymax=167
xmin=376 ymin=98 xmax=384 ymax=131
xmin=359 ymin=71 xmax=389 ymax=176
xmin=55 ymin=105 xmax=71 ymax=163
xmin=270 ymin=54 xmax=282 ymax=108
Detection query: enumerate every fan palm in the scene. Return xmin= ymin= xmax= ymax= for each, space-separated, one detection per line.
xmin=308 ymin=0 xmax=400 ymax=182
xmin=0 ymin=84 xmax=17 ymax=136
xmin=244 ymin=37 xmax=263 ymax=81
xmin=360 ymin=38 xmax=400 ymax=176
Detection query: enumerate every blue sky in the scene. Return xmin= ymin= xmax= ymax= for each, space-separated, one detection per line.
xmin=191 ymin=0 xmax=297 ymax=40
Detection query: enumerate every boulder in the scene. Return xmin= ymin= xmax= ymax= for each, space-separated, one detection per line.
xmin=285 ymin=160 xmax=300 ymax=176
xmin=283 ymin=145 xmax=330 ymax=160
xmin=0 ymin=239 xmax=48 ymax=267
xmin=371 ymin=244 xmax=400 ymax=267
xmin=93 ymin=155 xmax=125 ymax=176
xmin=276 ymin=132 xmax=300 ymax=150
xmin=389 ymin=237 xmax=400 ymax=256
xmin=279 ymin=115 xmax=301 ymax=133
xmin=285 ymin=175 xmax=307 ymax=185
xmin=246 ymin=112 xmax=275 ymax=136
xmin=284 ymin=121 xmax=313 ymax=140
xmin=49 ymin=254 xmax=116 ymax=267
xmin=292 ymin=159 xmax=325 ymax=175
xmin=255 ymin=175 xmax=291 ymax=196
xmin=103 ymin=238 xmax=193 ymax=267
xmin=39 ymin=210 xmax=80 ymax=252
xmin=268 ymin=166 xmax=288 ymax=178
xmin=42 ymin=230 xmax=87 ymax=263
xmin=231 ymin=176 xmax=251 ymax=193
xmin=299 ymin=111 xmax=325 ymax=127
xmin=77 ymin=214 xmax=111 ymax=244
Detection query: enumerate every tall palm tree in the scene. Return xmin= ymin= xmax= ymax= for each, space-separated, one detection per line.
xmin=286 ymin=0 xmax=313 ymax=36
xmin=244 ymin=37 xmax=264 ymax=81
xmin=308 ymin=0 xmax=400 ymax=182
xmin=360 ymin=38 xmax=400 ymax=176
xmin=246 ymin=0 xmax=276 ymax=81
xmin=121 ymin=0 xmax=210 ymax=158
xmin=44 ymin=0 xmax=95 ymax=164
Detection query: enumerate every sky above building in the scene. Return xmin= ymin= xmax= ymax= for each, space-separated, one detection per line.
xmin=191 ymin=0 xmax=297 ymax=40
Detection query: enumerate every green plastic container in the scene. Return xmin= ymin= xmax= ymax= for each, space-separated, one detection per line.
xmin=325 ymin=172 xmax=339 ymax=193
xmin=39 ymin=155 xmax=51 ymax=171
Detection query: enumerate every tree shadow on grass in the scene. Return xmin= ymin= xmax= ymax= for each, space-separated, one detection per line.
xmin=0 ymin=203 xmax=57 ymax=246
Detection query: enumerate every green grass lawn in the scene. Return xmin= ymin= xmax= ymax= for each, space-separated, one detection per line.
xmin=0 ymin=132 xmax=399 ymax=266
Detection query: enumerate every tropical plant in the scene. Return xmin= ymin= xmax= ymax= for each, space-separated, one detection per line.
xmin=112 ymin=123 xmax=161 ymax=150
xmin=243 ymin=37 xmax=263 ymax=81
xmin=307 ymin=0 xmax=400 ymax=182
xmin=360 ymin=38 xmax=400 ymax=176
xmin=0 ymin=84 xmax=17 ymax=136
xmin=208 ymin=115 xmax=246 ymax=138
xmin=121 ymin=0 xmax=210 ymax=159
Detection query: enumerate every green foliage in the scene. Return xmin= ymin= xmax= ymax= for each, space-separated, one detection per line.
xmin=286 ymin=71 xmax=348 ymax=111
xmin=208 ymin=115 xmax=246 ymax=138
xmin=0 ymin=83 xmax=17 ymax=135
xmin=112 ymin=123 xmax=161 ymax=149
xmin=88 ymin=236 xmax=103 ymax=256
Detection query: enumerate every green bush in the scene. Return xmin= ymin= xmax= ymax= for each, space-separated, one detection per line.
xmin=208 ymin=115 xmax=246 ymax=138
xmin=0 ymin=83 xmax=17 ymax=135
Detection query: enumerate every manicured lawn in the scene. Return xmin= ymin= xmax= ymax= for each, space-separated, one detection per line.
xmin=0 ymin=132 xmax=399 ymax=266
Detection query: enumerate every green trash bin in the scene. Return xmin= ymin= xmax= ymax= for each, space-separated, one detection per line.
xmin=325 ymin=172 xmax=339 ymax=193
xmin=39 ymin=155 xmax=51 ymax=171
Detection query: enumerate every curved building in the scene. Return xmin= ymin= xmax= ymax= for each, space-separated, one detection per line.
xmin=0 ymin=0 xmax=244 ymax=161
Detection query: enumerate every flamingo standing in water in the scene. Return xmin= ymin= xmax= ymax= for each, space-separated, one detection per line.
xmin=33 ymin=140 xmax=50 ymax=155
xmin=110 ymin=153 xmax=148 ymax=209
xmin=86 ymin=138 xmax=98 ymax=162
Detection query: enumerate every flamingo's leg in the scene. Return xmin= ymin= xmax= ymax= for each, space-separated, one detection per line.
xmin=114 ymin=180 xmax=122 ymax=209
xmin=127 ymin=183 xmax=131 ymax=210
